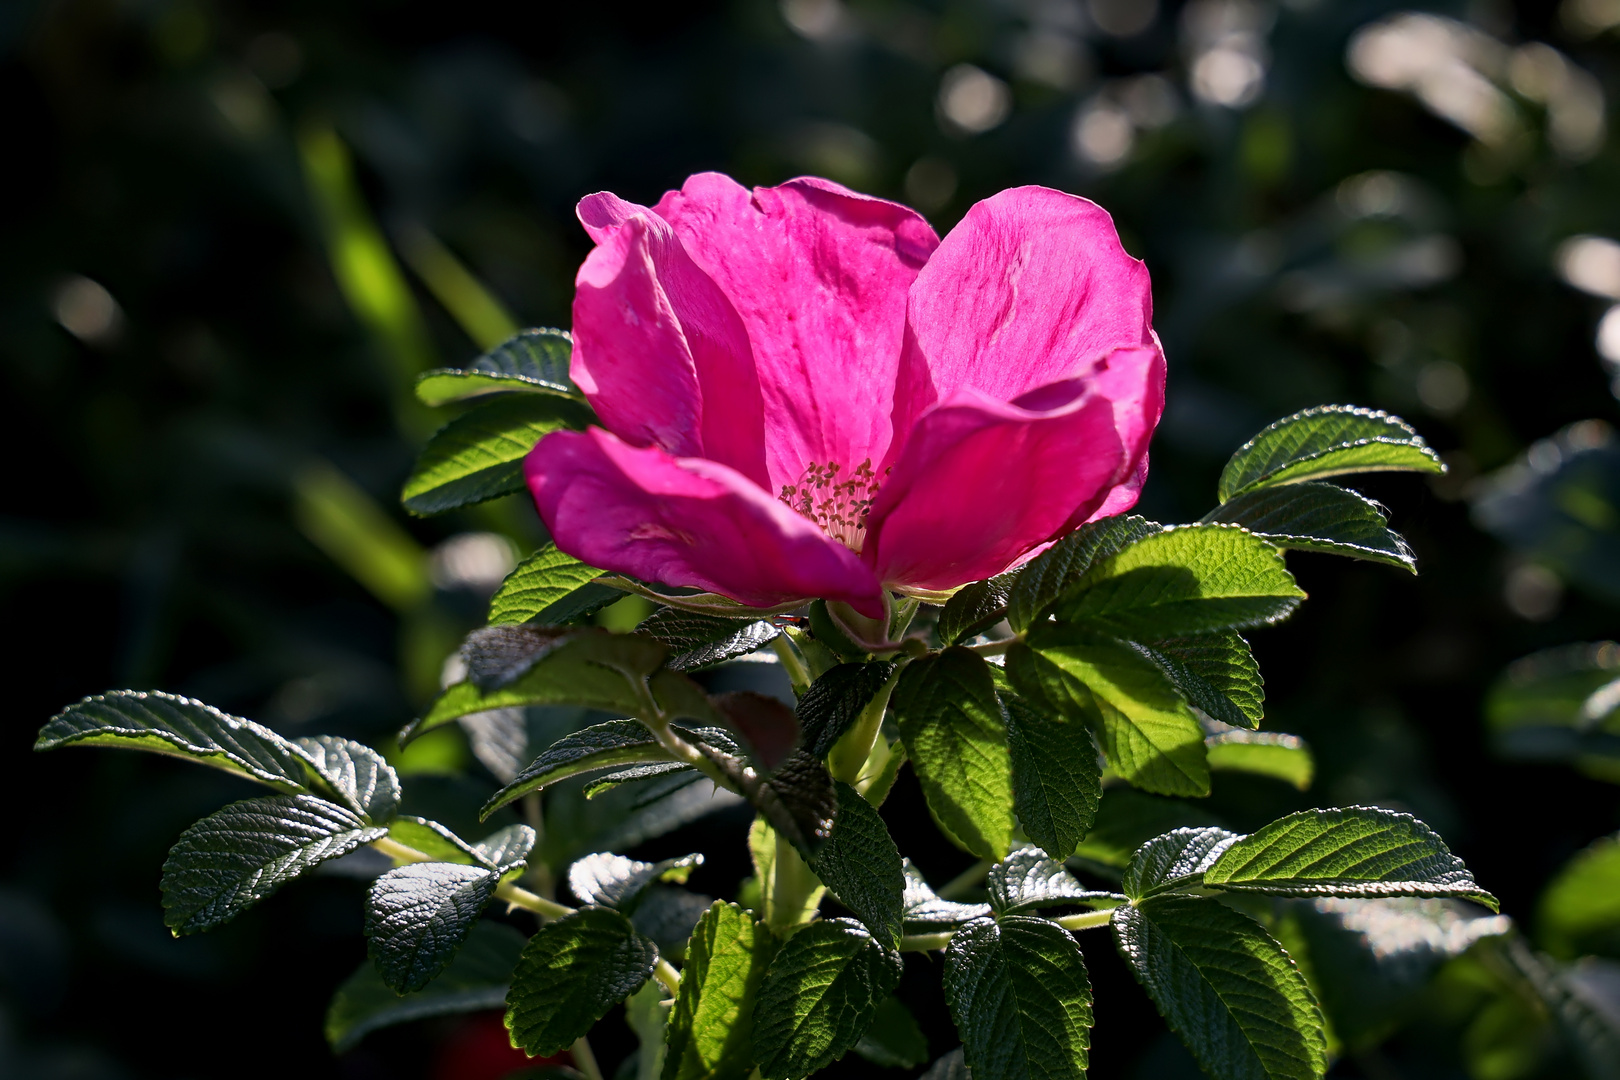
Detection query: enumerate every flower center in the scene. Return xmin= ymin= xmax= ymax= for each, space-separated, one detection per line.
xmin=780 ymin=458 xmax=886 ymax=552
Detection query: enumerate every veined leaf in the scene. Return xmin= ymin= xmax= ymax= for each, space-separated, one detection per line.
xmin=568 ymin=851 xmax=702 ymax=913
xmin=944 ymin=915 xmax=1094 ymax=1080
xmin=853 ymin=996 xmax=929 ymax=1069
xmin=938 ymin=573 xmax=1017 ymax=646
xmin=1121 ymin=827 xmax=1241 ymax=900
xmin=797 ymin=662 xmax=898 ymax=759
xmin=293 ymin=735 xmax=400 ymax=823
xmin=387 ymin=816 xmax=486 ymax=865
xmin=1538 ymin=833 xmax=1620 ymax=960
xmin=1115 ymin=895 xmax=1327 ymax=1080
xmin=1070 ymin=789 xmax=1225 ymax=871
xmin=366 ymin=862 xmax=500 ymax=992
xmin=1002 ymin=691 xmax=1100 ymax=859
xmin=634 ymin=886 xmax=715 ymax=959
xmin=639 ymin=608 xmax=778 ymax=673
xmin=488 ymin=543 xmax=606 ymax=625
xmin=402 ymin=394 xmax=593 ymax=516
xmin=663 ymin=902 xmax=778 ymax=1080
xmin=1202 ymin=807 xmax=1498 ymax=909
xmin=749 ymin=817 xmax=827 ymax=933
xmin=1058 ymin=525 xmax=1304 ymax=637
xmin=1205 ymin=482 xmax=1415 ymax=572
xmin=987 ymin=847 xmax=1122 ymax=914
xmin=808 ymin=781 xmax=905 ymax=948
xmin=326 ymin=921 xmax=525 ymax=1052
xmin=1206 ymin=731 xmax=1314 ymax=791
xmin=1218 ymin=405 xmax=1443 ymax=502
xmin=505 ymin=907 xmax=659 ymax=1057
xmin=891 ymin=648 xmax=1017 ymax=861
xmin=414 ymin=327 xmax=579 ymax=406
xmin=161 ymin=794 xmax=386 ymax=934
xmin=1144 ymin=632 xmax=1264 ymax=729
xmin=902 ymin=860 xmax=992 ymax=932
xmin=751 ymin=918 xmax=903 ymax=1079
xmin=1009 ymin=628 xmax=1210 ymax=798
xmin=37 ymin=690 xmax=307 ymax=790
xmin=475 ymin=823 xmax=537 ymax=872
xmin=1007 ymin=515 xmax=1161 ymax=632
xmin=582 ymin=762 xmax=694 ymax=800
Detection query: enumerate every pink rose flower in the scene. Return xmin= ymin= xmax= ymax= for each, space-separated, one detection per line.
xmin=524 ymin=173 xmax=1165 ymax=619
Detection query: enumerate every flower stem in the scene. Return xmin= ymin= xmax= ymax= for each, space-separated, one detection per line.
xmin=654 ymin=957 xmax=682 ymax=996
xmin=370 ymin=835 xmax=575 ymax=920
xmin=770 ymin=633 xmax=813 ymax=695
xmin=571 ymin=1036 xmax=604 ymax=1080
xmin=1053 ymin=909 xmax=1116 ymax=932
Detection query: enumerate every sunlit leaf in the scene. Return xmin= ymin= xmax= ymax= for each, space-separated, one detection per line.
xmin=1218 ymin=405 xmax=1443 ymax=503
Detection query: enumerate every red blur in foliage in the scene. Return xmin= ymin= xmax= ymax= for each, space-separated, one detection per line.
xmin=431 ymin=1011 xmax=569 ymax=1080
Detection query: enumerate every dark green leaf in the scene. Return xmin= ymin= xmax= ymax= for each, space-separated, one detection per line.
xmin=387 ymin=816 xmax=485 ymax=865
xmin=938 ymin=574 xmax=1017 ymax=646
xmin=567 ymin=852 xmax=702 ymax=913
xmin=639 ymin=608 xmax=778 ymax=673
xmin=1068 ymin=789 xmax=1225 ymax=872
xmin=403 ymin=394 xmax=593 ymax=515
xmin=293 ymin=735 xmax=401 ymax=823
xmin=506 ymin=907 xmax=659 ymax=1058
xmin=891 ymin=648 xmax=1017 ymax=861
xmin=987 ymin=847 xmax=1122 ymax=915
xmin=752 ymin=918 xmax=903 ymax=1079
xmin=902 ymin=860 xmax=992 ymax=932
xmin=853 ymin=996 xmax=929 ymax=1069
xmin=1003 ymin=691 xmax=1100 ymax=859
xmin=1114 ymin=896 xmax=1326 ymax=1080
xmin=632 ymin=886 xmax=715 ymax=960
xmin=944 ymin=915 xmax=1094 ymax=1080
xmin=366 ymin=862 xmax=500 ymax=992
xmin=37 ymin=690 xmax=307 ymax=790
xmin=1499 ymin=942 xmax=1620 ymax=1080
xmin=1006 ymin=515 xmax=1161 ymax=632
xmin=1202 ymin=807 xmax=1498 ymax=909
xmin=1538 ymin=833 xmax=1620 ymax=959
xmin=1206 ymin=732 xmax=1314 ymax=791
xmin=1205 ymin=482 xmax=1415 ymax=571
xmin=1056 ymin=525 xmax=1304 ymax=637
xmin=326 ymin=921 xmax=526 ymax=1052
xmin=1009 ymin=628 xmax=1210 ymax=798
xmin=808 ymin=782 xmax=905 ymax=948
xmin=1218 ymin=405 xmax=1443 ymax=503
xmin=488 ymin=543 xmax=606 ymax=625
xmin=161 ymin=794 xmax=386 ymax=934
xmin=663 ymin=902 xmax=778 ymax=1080
xmin=414 ymin=327 xmax=580 ymax=405
xmin=1143 ymin=632 xmax=1264 ymax=729
xmin=1120 ymin=827 xmax=1241 ymax=900
xmin=797 ymin=662 xmax=898 ymax=759
xmin=582 ymin=762 xmax=693 ymax=799
xmin=475 ymin=823 xmax=537 ymax=872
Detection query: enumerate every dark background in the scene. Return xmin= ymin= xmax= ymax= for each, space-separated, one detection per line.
xmin=4 ymin=0 xmax=1619 ymax=1077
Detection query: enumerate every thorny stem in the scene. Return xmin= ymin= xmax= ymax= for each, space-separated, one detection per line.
xmin=370 ymin=835 xmax=575 ymax=920
xmin=571 ymin=1036 xmax=604 ymax=1080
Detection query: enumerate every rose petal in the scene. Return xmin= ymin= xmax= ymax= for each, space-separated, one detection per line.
xmin=1067 ymin=342 xmax=1164 ymax=526
xmin=527 ymin=427 xmax=885 ymax=617
xmin=652 ymin=173 xmax=940 ymax=493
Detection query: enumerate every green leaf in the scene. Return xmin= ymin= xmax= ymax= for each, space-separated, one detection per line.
xmin=1114 ymin=895 xmax=1327 ymax=1080
xmin=987 ymin=847 xmax=1121 ymax=914
xmin=1205 ymin=482 xmax=1416 ymax=572
xmin=663 ymin=902 xmax=778 ymax=1080
xmin=388 ymin=816 xmax=485 ymax=865
xmin=1203 ymin=807 xmax=1498 ymax=909
xmin=366 ymin=862 xmax=500 ymax=992
xmin=749 ymin=817 xmax=827 ymax=933
xmin=402 ymin=394 xmax=593 ymax=516
xmin=582 ymin=763 xmax=693 ymax=800
xmin=506 ymin=907 xmax=659 ymax=1057
xmin=853 ymin=996 xmax=929 ymax=1069
xmin=937 ymin=573 xmax=1016 ymax=646
xmin=1002 ymin=691 xmax=1100 ymax=859
xmin=1057 ymin=525 xmax=1304 ymax=637
xmin=1206 ymin=731 xmax=1314 ymax=790
xmin=161 ymin=794 xmax=387 ymax=934
xmin=293 ymin=735 xmax=401 ymax=823
xmin=1069 ymin=789 xmax=1225 ymax=871
xmin=902 ymin=861 xmax=992 ymax=932
xmin=1496 ymin=942 xmax=1620 ymax=1080
xmin=567 ymin=852 xmax=702 ymax=913
xmin=944 ymin=915 xmax=1094 ymax=1080
xmin=1143 ymin=632 xmax=1264 ymax=729
xmin=1485 ymin=643 xmax=1620 ymax=773
xmin=751 ymin=918 xmax=903 ymax=1079
xmin=1120 ymin=827 xmax=1241 ymax=900
xmin=475 ymin=823 xmax=537 ymax=872
xmin=1006 ymin=515 xmax=1161 ymax=632
xmin=890 ymin=648 xmax=1017 ymax=861
xmin=627 ymin=977 xmax=672 ymax=1080
xmin=1537 ymin=833 xmax=1620 ymax=959
xmin=638 ymin=608 xmax=779 ymax=673
xmin=1009 ymin=627 xmax=1210 ymax=798
xmin=797 ymin=662 xmax=898 ymax=759
xmin=1218 ymin=405 xmax=1444 ymax=503
xmin=415 ymin=328 xmax=579 ymax=405
xmin=808 ymin=781 xmax=905 ymax=948
xmin=326 ymin=921 xmax=526 ymax=1052
xmin=37 ymin=690 xmax=308 ymax=790
xmin=488 ymin=543 xmax=607 ymax=625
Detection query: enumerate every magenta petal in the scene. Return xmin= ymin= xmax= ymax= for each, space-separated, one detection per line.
xmin=526 ymin=428 xmax=885 ymax=617
xmin=652 ymin=172 xmax=940 ymax=492
xmin=862 ymin=384 xmax=1127 ymax=594
xmin=571 ymin=195 xmax=767 ymax=485
xmin=1053 ymin=342 xmax=1165 ymax=529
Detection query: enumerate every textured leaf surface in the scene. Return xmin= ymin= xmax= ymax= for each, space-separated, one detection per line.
xmin=751 ymin=918 xmax=903 ymax=1079
xmin=387 ymin=816 xmax=485 ymax=865
xmin=853 ymin=996 xmax=929 ymax=1068
xmin=663 ymin=902 xmax=777 ymax=1080
xmin=1003 ymin=692 xmax=1100 ymax=859
xmin=1114 ymin=896 xmax=1326 ymax=1080
xmin=366 ymin=862 xmax=499 ymax=992
xmin=1121 ymin=827 xmax=1242 ymax=900
xmin=161 ymin=794 xmax=386 ymax=934
xmin=1538 ymin=833 xmax=1620 ymax=959
xmin=891 ymin=648 xmax=1017 ymax=860
xmin=902 ymin=860 xmax=992 ymax=931
xmin=988 ymin=847 xmax=1121 ymax=914
xmin=414 ymin=327 xmax=579 ymax=405
xmin=797 ymin=662 xmax=898 ymax=758
xmin=487 ymin=543 xmax=605 ymax=625
xmin=294 ymin=735 xmax=401 ymax=823
xmin=326 ymin=921 xmax=525 ymax=1052
xmin=938 ymin=573 xmax=1016 ymax=646
xmin=639 ymin=608 xmax=778 ymax=672
xmin=944 ymin=916 xmax=1094 ymax=1080
xmin=506 ymin=907 xmax=659 ymax=1057
xmin=1218 ymin=405 xmax=1443 ymax=502
xmin=1070 ymin=790 xmax=1225 ymax=870
xmin=37 ymin=690 xmax=307 ymax=789
xmin=808 ymin=782 xmax=905 ymax=947
xmin=1206 ymin=732 xmax=1314 ymax=791
xmin=475 ymin=823 xmax=537 ymax=872
xmin=403 ymin=394 xmax=593 ymax=515
xmin=568 ymin=851 xmax=701 ymax=913
xmin=1007 ymin=515 xmax=1161 ymax=632
xmin=1058 ymin=525 xmax=1304 ymax=637
xmin=1010 ymin=628 xmax=1210 ymax=798
xmin=1146 ymin=632 xmax=1264 ymax=728
xmin=1205 ymin=482 xmax=1415 ymax=571
xmin=1203 ymin=807 xmax=1497 ymax=908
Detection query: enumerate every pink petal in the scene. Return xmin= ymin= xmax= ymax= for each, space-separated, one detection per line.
xmin=1070 ymin=342 xmax=1165 ymax=526
xmin=892 ymin=186 xmax=1154 ymax=456
xmin=862 ymin=382 xmax=1129 ymax=594
xmin=571 ymin=193 xmax=767 ymax=486
xmin=651 ymin=173 xmax=940 ymax=494
xmin=526 ymin=428 xmax=885 ymax=617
